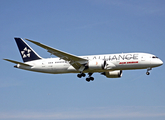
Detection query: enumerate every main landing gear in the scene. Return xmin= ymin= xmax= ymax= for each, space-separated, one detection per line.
xmin=146 ymin=68 xmax=152 ymax=75
xmin=86 ymin=73 xmax=94 ymax=82
xmin=77 ymin=73 xmax=86 ymax=78
xmin=77 ymin=73 xmax=94 ymax=82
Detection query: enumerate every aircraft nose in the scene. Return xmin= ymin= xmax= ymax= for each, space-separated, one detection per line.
xmin=156 ymin=59 xmax=163 ymax=66
xmin=151 ymin=58 xmax=163 ymax=67
xmin=159 ymin=59 xmax=163 ymax=66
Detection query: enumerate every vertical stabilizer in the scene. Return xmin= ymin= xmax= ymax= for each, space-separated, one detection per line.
xmin=15 ymin=38 xmax=42 ymax=62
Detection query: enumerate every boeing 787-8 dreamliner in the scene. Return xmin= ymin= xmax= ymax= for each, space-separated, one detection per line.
xmin=4 ymin=38 xmax=163 ymax=82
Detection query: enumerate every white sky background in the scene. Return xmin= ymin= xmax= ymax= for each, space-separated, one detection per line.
xmin=1 ymin=0 xmax=165 ymax=120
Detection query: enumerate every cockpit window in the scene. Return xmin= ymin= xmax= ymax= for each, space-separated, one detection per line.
xmin=152 ymin=56 xmax=158 ymax=58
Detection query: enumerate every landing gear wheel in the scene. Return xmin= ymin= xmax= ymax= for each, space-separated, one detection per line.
xmin=77 ymin=74 xmax=82 ymax=78
xmin=86 ymin=77 xmax=94 ymax=82
xmin=90 ymin=77 xmax=94 ymax=81
xmin=77 ymin=73 xmax=86 ymax=78
xmin=82 ymin=73 xmax=86 ymax=77
xmin=146 ymin=72 xmax=150 ymax=75
xmin=86 ymin=78 xmax=90 ymax=82
xmin=146 ymin=68 xmax=152 ymax=75
xmin=85 ymin=73 xmax=94 ymax=82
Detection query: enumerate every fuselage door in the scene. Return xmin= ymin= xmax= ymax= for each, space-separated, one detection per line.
xmin=141 ymin=55 xmax=147 ymax=61
xmin=141 ymin=54 xmax=151 ymax=65
xmin=42 ymin=61 xmax=45 ymax=67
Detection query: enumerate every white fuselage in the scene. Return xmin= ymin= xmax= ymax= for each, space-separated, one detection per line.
xmin=16 ymin=53 xmax=163 ymax=74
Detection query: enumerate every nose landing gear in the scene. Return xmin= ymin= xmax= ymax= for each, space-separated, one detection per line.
xmin=146 ymin=72 xmax=150 ymax=75
xmin=146 ymin=68 xmax=152 ymax=75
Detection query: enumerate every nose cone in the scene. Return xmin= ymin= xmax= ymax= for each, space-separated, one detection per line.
xmin=151 ymin=59 xmax=163 ymax=67
xmin=155 ymin=59 xmax=163 ymax=67
xmin=159 ymin=59 xmax=163 ymax=66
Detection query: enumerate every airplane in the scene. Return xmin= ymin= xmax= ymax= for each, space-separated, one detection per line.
xmin=4 ymin=38 xmax=163 ymax=82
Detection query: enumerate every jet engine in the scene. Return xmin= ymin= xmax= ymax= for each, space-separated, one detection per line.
xmin=102 ymin=70 xmax=122 ymax=78
xmin=87 ymin=60 xmax=106 ymax=70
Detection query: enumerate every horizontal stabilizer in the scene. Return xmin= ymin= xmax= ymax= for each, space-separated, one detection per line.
xmin=3 ymin=59 xmax=32 ymax=67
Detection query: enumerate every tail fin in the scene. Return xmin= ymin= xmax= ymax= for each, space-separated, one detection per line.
xmin=15 ymin=38 xmax=42 ymax=62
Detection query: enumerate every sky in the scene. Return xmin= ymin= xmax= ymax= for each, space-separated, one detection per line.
xmin=0 ymin=0 xmax=165 ymax=120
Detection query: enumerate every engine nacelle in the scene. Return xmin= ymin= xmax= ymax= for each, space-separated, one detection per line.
xmin=102 ymin=70 xmax=122 ymax=78
xmin=87 ymin=60 xmax=106 ymax=70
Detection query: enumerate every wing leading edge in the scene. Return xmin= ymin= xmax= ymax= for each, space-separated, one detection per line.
xmin=25 ymin=39 xmax=88 ymax=70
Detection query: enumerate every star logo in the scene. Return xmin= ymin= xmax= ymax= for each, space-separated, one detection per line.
xmin=21 ymin=47 xmax=31 ymax=58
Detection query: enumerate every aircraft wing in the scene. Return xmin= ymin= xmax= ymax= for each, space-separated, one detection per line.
xmin=3 ymin=59 xmax=32 ymax=67
xmin=25 ymin=39 xmax=88 ymax=70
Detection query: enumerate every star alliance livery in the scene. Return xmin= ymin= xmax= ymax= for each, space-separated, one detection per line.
xmin=4 ymin=38 xmax=163 ymax=82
